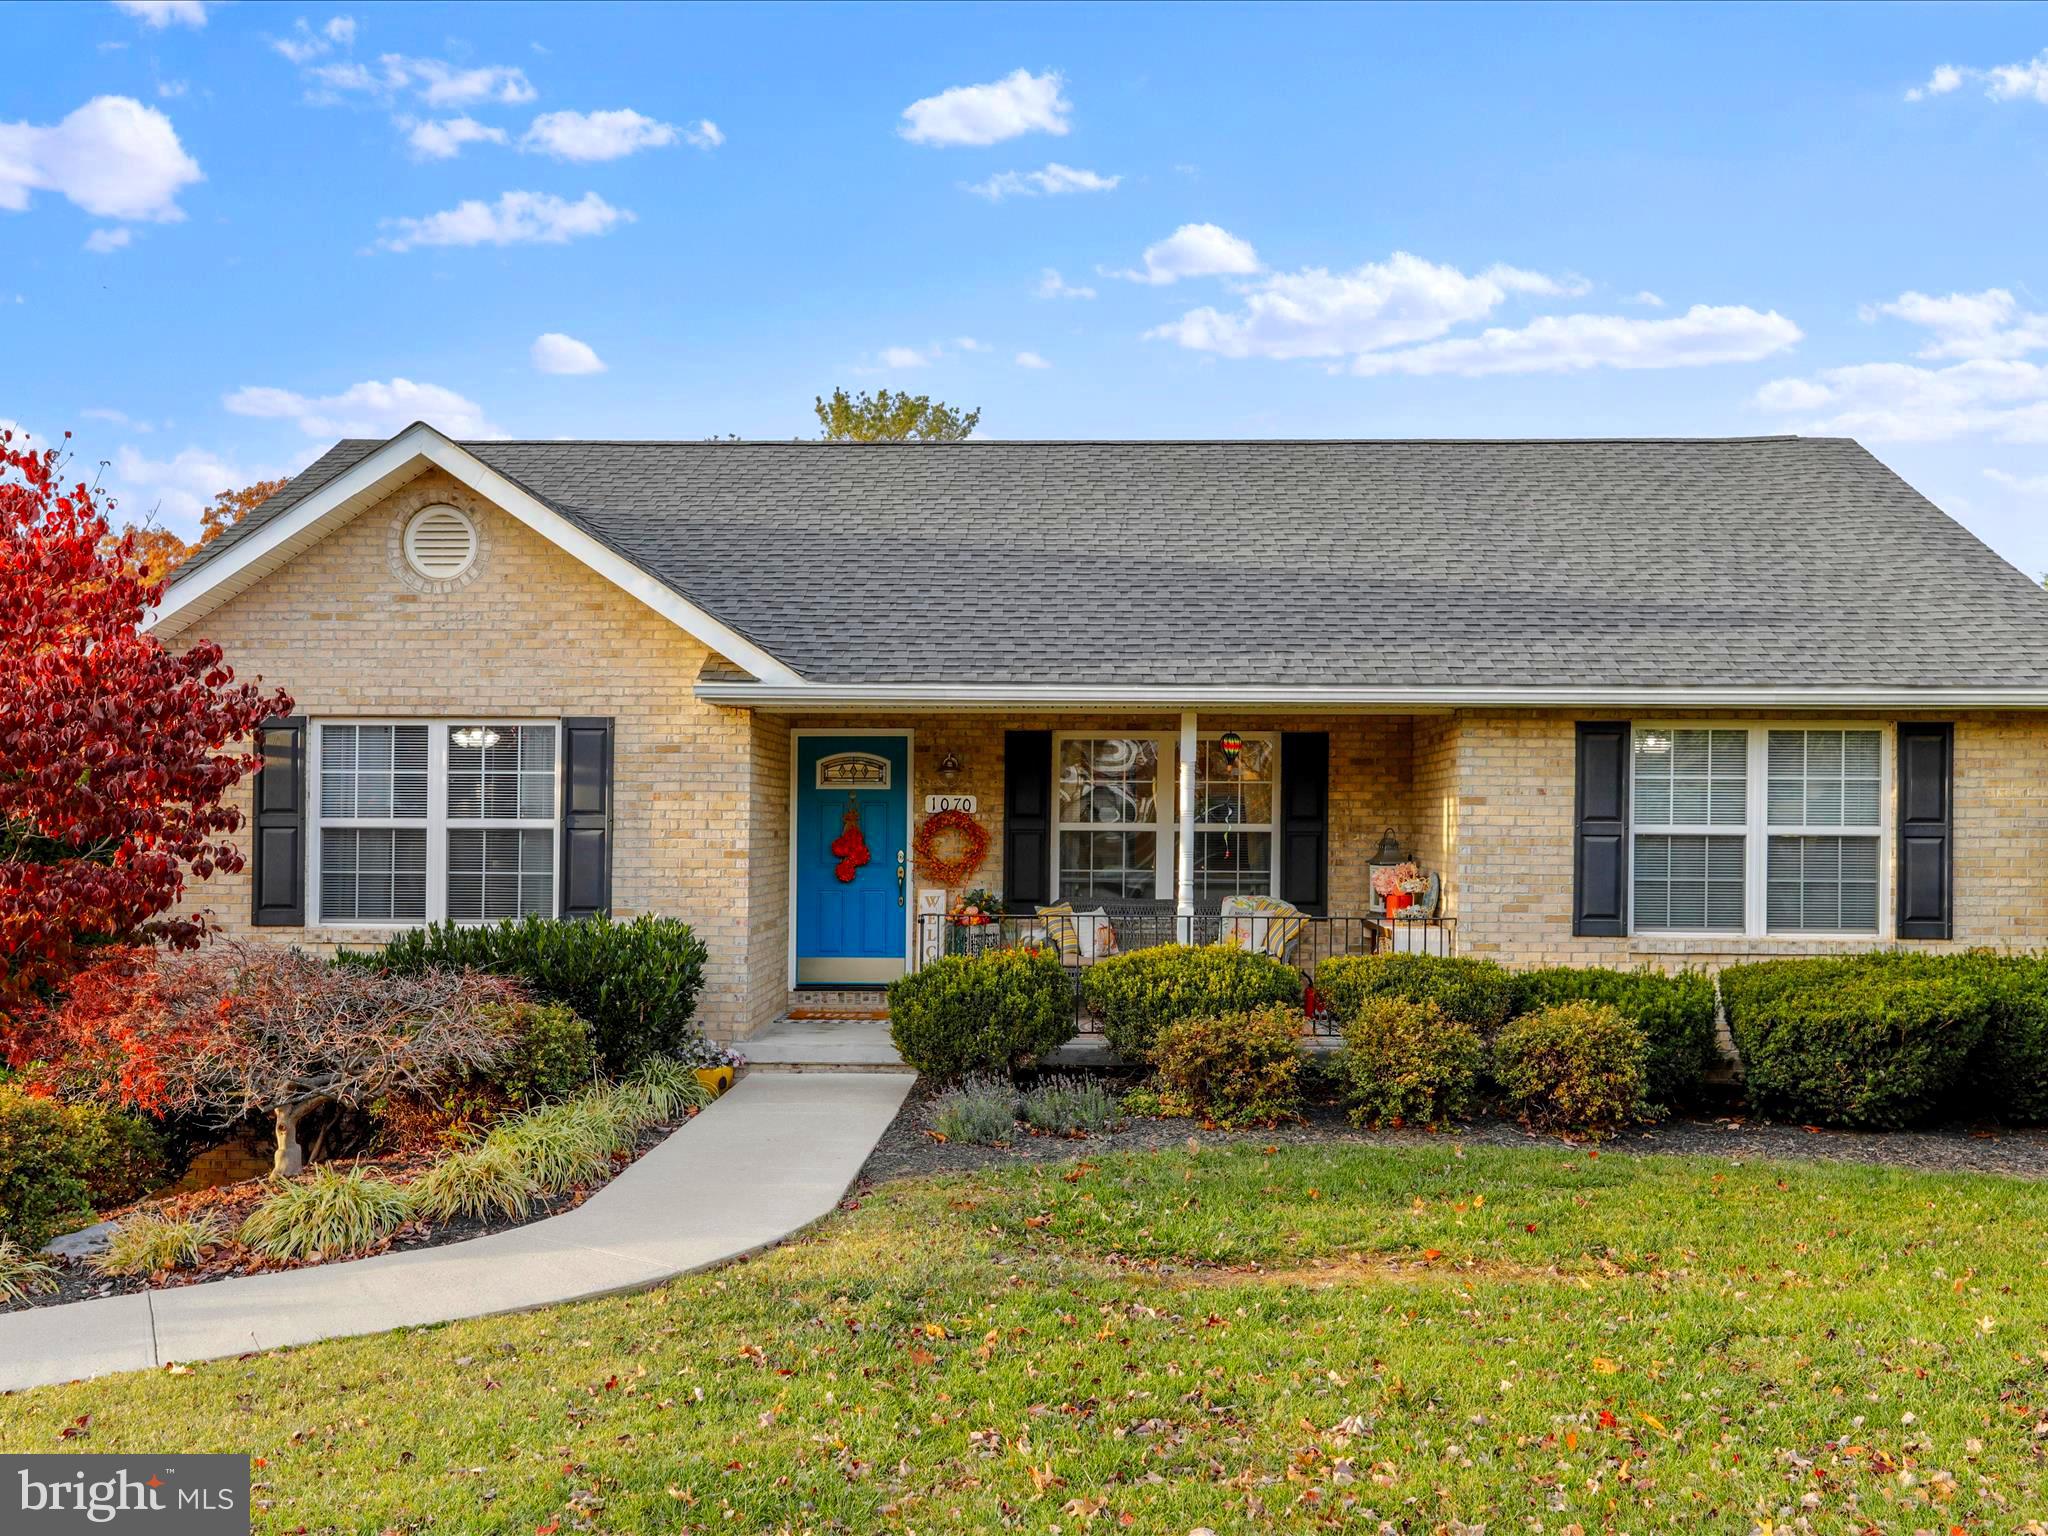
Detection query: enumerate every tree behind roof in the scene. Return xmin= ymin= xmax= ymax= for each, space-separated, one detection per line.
xmin=814 ymin=388 xmax=981 ymax=442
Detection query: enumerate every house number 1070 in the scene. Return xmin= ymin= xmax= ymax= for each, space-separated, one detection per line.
xmin=924 ymin=794 xmax=977 ymax=814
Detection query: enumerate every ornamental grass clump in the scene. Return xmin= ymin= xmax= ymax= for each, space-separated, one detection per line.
xmin=93 ymin=1210 xmax=228 ymax=1278
xmin=494 ymin=1096 xmax=632 ymax=1195
xmin=1148 ymin=1006 xmax=1305 ymax=1128
xmin=612 ymin=1057 xmax=713 ymax=1128
xmin=406 ymin=1139 xmax=541 ymax=1225
xmin=1335 ymin=996 xmax=1485 ymax=1129
xmin=238 ymin=1166 xmax=414 ymax=1262
xmin=1019 ymin=1075 xmax=1117 ymax=1135
xmin=928 ymin=1076 xmax=1019 ymax=1145
xmin=1492 ymin=1001 xmax=1650 ymax=1139
xmin=1081 ymin=944 xmax=1303 ymax=1063
xmin=0 ymin=1239 xmax=59 ymax=1304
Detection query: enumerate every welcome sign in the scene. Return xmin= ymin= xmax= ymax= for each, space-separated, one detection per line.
xmin=2 ymin=1456 xmax=250 ymax=1535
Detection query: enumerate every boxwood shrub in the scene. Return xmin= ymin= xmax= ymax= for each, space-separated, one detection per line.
xmin=347 ymin=913 xmax=707 ymax=1074
xmin=1510 ymin=965 xmax=1719 ymax=1105
xmin=1314 ymin=953 xmax=1513 ymax=1034
xmin=1492 ymin=1001 xmax=1649 ymax=1139
xmin=1334 ymin=996 xmax=1484 ymax=1129
xmin=1080 ymin=944 xmax=1303 ymax=1062
xmin=1954 ymin=953 xmax=2048 ymax=1122
xmin=0 ymin=1087 xmax=166 ymax=1250
xmin=887 ymin=948 xmax=1074 ymax=1078
xmin=1148 ymin=1006 xmax=1305 ymax=1127
xmin=1720 ymin=955 xmax=1988 ymax=1127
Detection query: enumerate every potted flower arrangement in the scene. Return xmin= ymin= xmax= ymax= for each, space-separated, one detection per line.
xmin=1372 ymin=860 xmax=1425 ymax=915
xmin=948 ymin=888 xmax=1003 ymax=927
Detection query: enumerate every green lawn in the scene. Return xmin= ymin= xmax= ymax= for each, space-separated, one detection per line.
xmin=5 ymin=1142 xmax=2048 ymax=1533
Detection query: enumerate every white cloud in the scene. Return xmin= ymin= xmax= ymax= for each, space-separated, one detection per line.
xmin=272 ymin=15 xmax=355 ymax=65
xmin=377 ymin=190 xmax=632 ymax=252
xmin=1015 ymin=350 xmax=1051 ymax=370
xmin=683 ymin=119 xmax=723 ymax=149
xmin=1760 ymin=282 xmax=2048 ymax=441
xmin=1907 ymin=52 xmax=2048 ymax=104
xmin=1034 ymin=267 xmax=1095 ymax=300
xmin=954 ymin=336 xmax=988 ymax=352
xmin=878 ymin=345 xmax=936 ymax=369
xmin=899 ymin=68 xmax=1070 ymax=146
xmin=0 ymin=96 xmax=202 ymax=221
xmin=157 ymin=79 xmax=188 ymax=100
xmin=1146 ymin=251 xmax=1573 ymax=359
xmin=965 ymin=162 xmax=1119 ymax=200
xmin=1347 ymin=305 xmax=1802 ymax=377
xmin=1114 ymin=222 xmax=1260 ymax=286
xmin=521 ymin=108 xmax=676 ymax=161
xmin=113 ymin=1 xmax=205 ymax=28
xmin=84 ymin=226 xmax=133 ymax=253
xmin=403 ymin=115 xmax=508 ymax=160
xmin=302 ymin=52 xmax=534 ymax=107
xmin=109 ymin=444 xmax=277 ymax=532
xmin=1863 ymin=288 xmax=2048 ymax=361
xmin=1985 ymin=468 xmax=2048 ymax=495
xmin=224 ymin=377 xmax=501 ymax=439
xmin=530 ymin=332 xmax=605 ymax=375
xmin=81 ymin=406 xmax=142 ymax=427
xmin=1625 ymin=290 xmax=1665 ymax=308
xmin=324 ymin=15 xmax=355 ymax=45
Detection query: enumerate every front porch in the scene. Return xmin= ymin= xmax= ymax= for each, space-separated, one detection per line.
xmin=756 ymin=708 xmax=1460 ymax=1035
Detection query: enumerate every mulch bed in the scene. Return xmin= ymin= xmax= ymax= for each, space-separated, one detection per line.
xmin=6 ymin=1116 xmax=690 ymax=1315
xmin=857 ymin=1073 xmax=2048 ymax=1189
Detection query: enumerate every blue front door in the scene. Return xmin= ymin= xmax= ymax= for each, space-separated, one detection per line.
xmin=795 ymin=735 xmax=909 ymax=985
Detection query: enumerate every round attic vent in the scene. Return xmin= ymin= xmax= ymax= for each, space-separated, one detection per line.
xmin=402 ymin=504 xmax=477 ymax=580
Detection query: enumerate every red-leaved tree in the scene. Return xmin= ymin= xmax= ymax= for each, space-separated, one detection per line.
xmin=1 ymin=430 xmax=291 ymax=1058
xmin=47 ymin=945 xmax=524 ymax=1175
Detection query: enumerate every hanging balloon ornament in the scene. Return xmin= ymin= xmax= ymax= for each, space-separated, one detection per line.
xmin=914 ymin=808 xmax=991 ymax=888
xmin=830 ymin=792 xmax=871 ymax=883
xmin=1217 ymin=731 xmax=1246 ymax=770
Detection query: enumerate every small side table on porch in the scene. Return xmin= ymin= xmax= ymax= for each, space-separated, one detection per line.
xmin=1365 ymin=914 xmax=1456 ymax=957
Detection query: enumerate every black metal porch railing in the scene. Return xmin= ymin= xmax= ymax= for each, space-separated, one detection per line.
xmin=910 ymin=908 xmax=1456 ymax=1039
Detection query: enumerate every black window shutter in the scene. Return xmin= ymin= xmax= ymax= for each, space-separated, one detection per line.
xmin=1002 ymin=730 xmax=1052 ymax=911
xmin=1279 ymin=731 xmax=1329 ymax=914
xmin=560 ymin=717 xmax=615 ymax=919
xmin=1896 ymin=722 xmax=1953 ymax=940
xmin=251 ymin=715 xmax=306 ymax=927
xmin=1573 ymin=721 xmax=1630 ymax=936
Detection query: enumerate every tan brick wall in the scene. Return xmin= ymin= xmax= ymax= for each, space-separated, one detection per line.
xmin=1444 ymin=708 xmax=2048 ymax=971
xmin=162 ymin=469 xmax=769 ymax=1038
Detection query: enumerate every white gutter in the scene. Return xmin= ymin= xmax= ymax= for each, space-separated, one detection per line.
xmin=695 ymin=681 xmax=2048 ymax=711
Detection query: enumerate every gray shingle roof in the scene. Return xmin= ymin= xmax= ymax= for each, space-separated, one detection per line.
xmin=175 ymin=435 xmax=2048 ymax=690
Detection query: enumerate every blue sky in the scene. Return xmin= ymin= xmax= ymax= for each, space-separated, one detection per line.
xmin=6 ymin=2 xmax=2048 ymax=578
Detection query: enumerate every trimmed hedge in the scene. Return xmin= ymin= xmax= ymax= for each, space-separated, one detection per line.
xmin=1314 ymin=953 xmax=1513 ymax=1034
xmin=1720 ymin=955 xmax=1987 ymax=1128
xmin=887 ymin=948 xmax=1074 ymax=1077
xmin=347 ymin=914 xmax=708 ymax=1073
xmin=1080 ymin=944 xmax=1304 ymax=1062
xmin=1148 ymin=1007 xmax=1305 ymax=1127
xmin=1493 ymin=1001 xmax=1649 ymax=1139
xmin=1334 ymin=996 xmax=1484 ymax=1129
xmin=1510 ymin=965 xmax=1718 ymax=1105
xmin=0 ymin=1087 xmax=166 ymax=1250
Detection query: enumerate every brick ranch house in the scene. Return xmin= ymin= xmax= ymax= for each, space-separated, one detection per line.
xmin=151 ymin=422 xmax=2048 ymax=1042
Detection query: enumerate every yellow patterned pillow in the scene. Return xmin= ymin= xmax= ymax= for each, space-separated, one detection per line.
xmin=1236 ymin=895 xmax=1307 ymax=957
xmin=1035 ymin=902 xmax=1082 ymax=963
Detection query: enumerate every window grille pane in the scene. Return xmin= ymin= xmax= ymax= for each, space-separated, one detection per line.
xmin=1767 ymin=728 xmax=1882 ymax=833
xmin=1766 ymin=835 xmax=1879 ymax=933
xmin=446 ymin=827 xmax=553 ymax=921
xmin=320 ymin=827 xmax=426 ymax=922
xmin=1709 ymin=778 xmax=1746 ymax=826
xmin=1843 ymin=731 xmax=1881 ymax=778
xmin=1633 ymin=726 xmax=1743 ymax=829
xmin=1057 ymin=828 xmax=1157 ymax=902
xmin=1766 ymin=730 xmax=1804 ymax=777
xmin=1672 ymin=730 xmax=1711 ymax=777
xmin=320 ymin=724 xmax=427 ymax=823
xmin=1805 ymin=781 xmax=1842 ymax=826
xmin=1194 ymin=831 xmax=1273 ymax=898
xmin=1767 ymin=778 xmax=1803 ymax=826
xmin=1634 ymin=777 xmax=1671 ymax=826
xmin=1632 ymin=833 xmax=1743 ymax=932
xmin=449 ymin=724 xmax=554 ymax=824
xmin=1671 ymin=778 xmax=1709 ymax=824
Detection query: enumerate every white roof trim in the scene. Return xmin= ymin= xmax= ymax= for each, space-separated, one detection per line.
xmin=147 ymin=422 xmax=803 ymax=687
xmin=694 ymin=680 xmax=2048 ymax=712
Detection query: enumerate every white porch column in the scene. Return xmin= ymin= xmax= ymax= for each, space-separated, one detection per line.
xmin=1176 ymin=709 xmax=1197 ymax=942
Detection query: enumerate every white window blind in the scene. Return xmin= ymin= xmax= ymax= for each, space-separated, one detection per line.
xmin=1631 ymin=728 xmax=1747 ymax=932
xmin=1765 ymin=729 xmax=1882 ymax=933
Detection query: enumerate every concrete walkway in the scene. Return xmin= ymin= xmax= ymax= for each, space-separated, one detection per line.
xmin=0 ymin=1071 xmax=913 ymax=1393
xmin=743 ymin=1016 xmax=1122 ymax=1070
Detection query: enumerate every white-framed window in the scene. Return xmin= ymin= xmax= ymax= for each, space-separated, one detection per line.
xmin=312 ymin=720 xmax=559 ymax=926
xmin=1049 ymin=731 xmax=1281 ymax=904
xmin=1629 ymin=723 xmax=1889 ymax=938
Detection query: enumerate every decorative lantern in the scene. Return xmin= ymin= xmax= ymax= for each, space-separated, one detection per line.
xmin=936 ymin=750 xmax=963 ymax=786
xmin=1216 ymin=730 xmax=1245 ymax=767
xmin=1372 ymin=827 xmax=1406 ymax=864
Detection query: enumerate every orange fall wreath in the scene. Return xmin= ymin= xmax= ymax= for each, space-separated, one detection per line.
xmin=914 ymin=808 xmax=990 ymax=887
